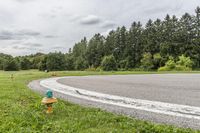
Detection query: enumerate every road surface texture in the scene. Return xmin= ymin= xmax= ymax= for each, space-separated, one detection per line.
xmin=28 ymin=74 xmax=200 ymax=129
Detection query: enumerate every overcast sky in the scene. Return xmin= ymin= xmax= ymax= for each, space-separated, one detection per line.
xmin=0 ymin=0 xmax=199 ymax=56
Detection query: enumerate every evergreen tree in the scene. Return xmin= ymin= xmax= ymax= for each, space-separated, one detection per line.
xmin=86 ymin=34 xmax=105 ymax=68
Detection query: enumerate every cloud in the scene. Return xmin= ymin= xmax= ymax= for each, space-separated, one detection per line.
xmin=12 ymin=43 xmax=42 ymax=50
xmin=44 ymin=35 xmax=58 ymax=38
xmin=51 ymin=46 xmax=65 ymax=49
xmin=80 ymin=15 xmax=101 ymax=25
xmin=0 ymin=0 xmax=199 ymax=56
xmin=12 ymin=45 xmax=27 ymax=50
xmin=14 ymin=0 xmax=37 ymax=3
xmin=0 ymin=29 xmax=41 ymax=40
xmin=22 ymin=42 xmax=43 ymax=47
xmin=17 ymin=29 xmax=40 ymax=36
xmin=101 ymin=20 xmax=116 ymax=28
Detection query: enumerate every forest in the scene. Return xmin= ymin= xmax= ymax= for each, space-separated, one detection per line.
xmin=0 ymin=7 xmax=199 ymax=71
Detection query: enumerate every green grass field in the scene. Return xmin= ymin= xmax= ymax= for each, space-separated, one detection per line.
xmin=0 ymin=70 xmax=199 ymax=133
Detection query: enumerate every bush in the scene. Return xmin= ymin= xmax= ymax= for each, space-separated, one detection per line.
xmin=158 ymin=55 xmax=193 ymax=71
xmin=165 ymin=57 xmax=176 ymax=69
xmin=140 ymin=53 xmax=154 ymax=70
xmin=177 ymin=55 xmax=193 ymax=68
xmin=153 ymin=53 xmax=162 ymax=69
xmin=175 ymin=65 xmax=191 ymax=71
xmin=119 ymin=59 xmax=128 ymax=69
xmin=85 ymin=66 xmax=96 ymax=71
xmin=158 ymin=66 xmax=170 ymax=71
xmin=101 ymin=55 xmax=117 ymax=71
xmin=96 ymin=66 xmax=103 ymax=72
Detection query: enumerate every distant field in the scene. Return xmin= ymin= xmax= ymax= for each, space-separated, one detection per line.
xmin=0 ymin=70 xmax=199 ymax=132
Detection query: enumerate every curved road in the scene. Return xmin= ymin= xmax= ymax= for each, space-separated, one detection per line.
xmin=58 ymin=74 xmax=200 ymax=107
xmin=29 ymin=74 xmax=200 ymax=129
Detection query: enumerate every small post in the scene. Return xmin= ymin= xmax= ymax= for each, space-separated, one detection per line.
xmin=10 ymin=74 xmax=14 ymax=81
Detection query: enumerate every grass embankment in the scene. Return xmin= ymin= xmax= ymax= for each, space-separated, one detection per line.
xmin=0 ymin=70 xmax=199 ymax=133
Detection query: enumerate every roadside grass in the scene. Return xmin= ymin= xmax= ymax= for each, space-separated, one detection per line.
xmin=0 ymin=70 xmax=199 ymax=133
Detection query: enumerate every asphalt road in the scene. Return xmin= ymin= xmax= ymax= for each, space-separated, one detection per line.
xmin=58 ymin=74 xmax=200 ymax=107
xmin=29 ymin=74 xmax=200 ymax=129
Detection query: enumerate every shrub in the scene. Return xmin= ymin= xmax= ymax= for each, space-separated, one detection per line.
xmin=140 ymin=53 xmax=154 ymax=70
xmin=96 ymin=66 xmax=103 ymax=72
xmin=165 ymin=56 xmax=176 ymax=69
xmin=158 ymin=55 xmax=193 ymax=71
xmin=175 ymin=65 xmax=191 ymax=71
xmin=177 ymin=55 xmax=193 ymax=68
xmin=85 ymin=66 xmax=96 ymax=71
xmin=119 ymin=59 xmax=128 ymax=69
xmin=158 ymin=66 xmax=170 ymax=71
xmin=101 ymin=55 xmax=117 ymax=71
xmin=153 ymin=53 xmax=162 ymax=69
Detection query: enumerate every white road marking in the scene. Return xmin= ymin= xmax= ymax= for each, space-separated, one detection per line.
xmin=40 ymin=77 xmax=200 ymax=120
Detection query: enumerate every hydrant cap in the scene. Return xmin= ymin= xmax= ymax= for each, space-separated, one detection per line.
xmin=46 ymin=90 xmax=53 ymax=98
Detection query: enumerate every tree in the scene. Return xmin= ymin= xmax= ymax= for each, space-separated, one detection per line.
xmin=104 ymin=30 xmax=116 ymax=56
xmin=86 ymin=34 xmax=105 ymax=68
xmin=65 ymin=54 xmax=74 ymax=70
xmin=192 ymin=7 xmax=200 ymax=67
xmin=46 ymin=52 xmax=67 ymax=71
xmin=195 ymin=6 xmax=200 ymax=37
xmin=0 ymin=53 xmax=12 ymax=70
xmin=20 ymin=58 xmax=31 ymax=70
xmin=0 ymin=58 xmax=4 ymax=70
xmin=140 ymin=53 xmax=154 ymax=70
xmin=1 ymin=7 xmax=200 ymax=71
xmin=127 ymin=21 xmax=143 ymax=68
xmin=72 ymin=37 xmax=88 ymax=70
xmin=3 ymin=58 xmax=19 ymax=71
xmin=31 ymin=53 xmax=45 ymax=69
xmin=101 ymin=55 xmax=117 ymax=71
xmin=74 ymin=57 xmax=87 ymax=70
xmin=39 ymin=56 xmax=47 ymax=71
xmin=113 ymin=26 xmax=128 ymax=63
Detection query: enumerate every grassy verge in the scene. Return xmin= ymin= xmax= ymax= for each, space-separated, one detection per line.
xmin=0 ymin=70 xmax=199 ymax=132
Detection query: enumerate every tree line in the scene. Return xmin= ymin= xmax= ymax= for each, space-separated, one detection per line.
xmin=0 ymin=7 xmax=199 ymax=71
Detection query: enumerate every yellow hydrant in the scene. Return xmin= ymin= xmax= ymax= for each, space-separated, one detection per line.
xmin=41 ymin=90 xmax=58 ymax=114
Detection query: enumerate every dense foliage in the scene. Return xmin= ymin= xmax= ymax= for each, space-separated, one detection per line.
xmin=101 ymin=55 xmax=117 ymax=71
xmin=0 ymin=7 xmax=199 ymax=71
xmin=158 ymin=55 xmax=194 ymax=71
